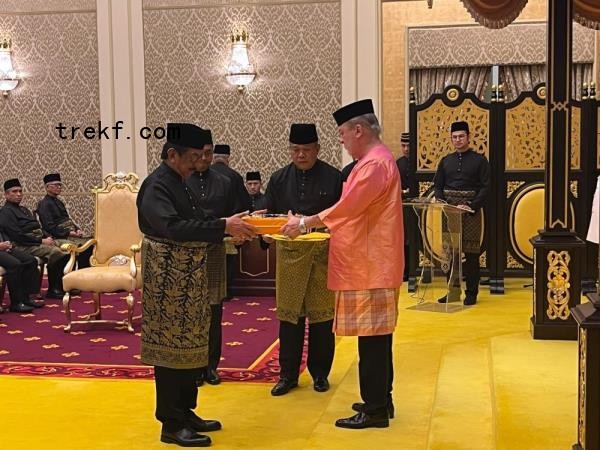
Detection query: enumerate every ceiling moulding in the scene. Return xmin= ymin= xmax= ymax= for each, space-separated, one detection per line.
xmin=0 ymin=0 xmax=95 ymax=14
xmin=408 ymin=22 xmax=595 ymax=69
xmin=142 ymin=0 xmax=338 ymax=9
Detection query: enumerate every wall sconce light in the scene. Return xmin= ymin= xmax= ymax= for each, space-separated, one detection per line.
xmin=225 ymin=28 xmax=256 ymax=92
xmin=0 ymin=38 xmax=20 ymax=96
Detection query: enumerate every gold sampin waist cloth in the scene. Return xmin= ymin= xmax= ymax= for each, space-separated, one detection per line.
xmin=443 ymin=189 xmax=481 ymax=254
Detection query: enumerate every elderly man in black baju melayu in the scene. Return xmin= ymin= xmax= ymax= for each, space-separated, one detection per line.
xmin=264 ymin=123 xmax=342 ymax=396
xmin=187 ymin=129 xmax=243 ymax=386
xmin=137 ymin=123 xmax=256 ymax=447
xmin=0 ymin=178 xmax=69 ymax=299
xmin=37 ymin=173 xmax=93 ymax=269
xmin=434 ymin=121 xmax=490 ymax=306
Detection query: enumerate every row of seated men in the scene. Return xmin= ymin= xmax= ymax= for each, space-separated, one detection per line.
xmin=0 ymin=174 xmax=92 ymax=313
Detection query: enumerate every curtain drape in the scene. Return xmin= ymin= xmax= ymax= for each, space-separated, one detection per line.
xmin=499 ymin=63 xmax=593 ymax=102
xmin=460 ymin=0 xmax=600 ymax=30
xmin=574 ymin=0 xmax=600 ymax=30
xmin=459 ymin=0 xmax=529 ymax=29
xmin=409 ymin=66 xmax=490 ymax=104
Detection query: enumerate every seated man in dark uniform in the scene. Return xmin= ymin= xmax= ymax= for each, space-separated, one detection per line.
xmin=0 ymin=224 xmax=42 ymax=312
xmin=37 ymin=173 xmax=93 ymax=269
xmin=0 ymin=178 xmax=69 ymax=299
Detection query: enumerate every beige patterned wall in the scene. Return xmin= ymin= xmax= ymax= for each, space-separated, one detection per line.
xmin=143 ymin=1 xmax=342 ymax=180
xmin=382 ymin=0 xmax=549 ymax=157
xmin=0 ymin=4 xmax=101 ymax=231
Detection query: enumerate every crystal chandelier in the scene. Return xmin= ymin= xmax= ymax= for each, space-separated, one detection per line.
xmin=226 ymin=28 xmax=256 ymax=92
xmin=0 ymin=39 xmax=20 ymax=96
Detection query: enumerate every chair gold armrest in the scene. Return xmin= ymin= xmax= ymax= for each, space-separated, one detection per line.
xmin=129 ymin=242 xmax=141 ymax=281
xmin=60 ymin=238 xmax=96 ymax=254
xmin=62 ymin=239 xmax=97 ymax=275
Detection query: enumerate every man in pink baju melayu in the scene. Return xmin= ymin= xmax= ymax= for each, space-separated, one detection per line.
xmin=281 ymin=99 xmax=404 ymax=429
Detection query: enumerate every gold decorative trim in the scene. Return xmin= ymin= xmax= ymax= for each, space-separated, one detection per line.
xmin=418 ymin=250 xmax=433 ymax=268
xmin=571 ymin=106 xmax=581 ymax=169
xmin=446 ymin=88 xmax=459 ymax=101
xmin=578 ymin=328 xmax=587 ymax=447
xmin=570 ymin=180 xmax=579 ymax=198
xmin=479 ymin=251 xmax=486 ymax=268
xmin=546 ymin=250 xmax=571 ymax=321
xmin=506 ymin=181 xmax=526 ymax=198
xmin=536 ymin=85 xmax=546 ymax=100
xmin=419 ymin=181 xmax=433 ymax=197
xmin=507 ymin=253 xmax=525 ymax=269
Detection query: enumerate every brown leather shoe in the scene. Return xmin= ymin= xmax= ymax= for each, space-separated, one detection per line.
xmin=160 ymin=427 xmax=211 ymax=447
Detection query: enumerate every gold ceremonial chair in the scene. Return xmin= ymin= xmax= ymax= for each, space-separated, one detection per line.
xmin=61 ymin=172 xmax=142 ymax=333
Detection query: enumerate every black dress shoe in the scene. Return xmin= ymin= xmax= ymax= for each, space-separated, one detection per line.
xmin=24 ymin=298 xmax=44 ymax=308
xmin=270 ymin=378 xmax=298 ymax=396
xmin=352 ymin=401 xmax=395 ymax=419
xmin=186 ymin=414 xmax=222 ymax=433
xmin=45 ymin=289 xmax=66 ymax=299
xmin=335 ymin=411 xmax=389 ymax=429
xmin=463 ymin=295 xmax=477 ymax=306
xmin=196 ymin=371 xmax=205 ymax=387
xmin=9 ymin=302 xmax=35 ymax=313
xmin=160 ymin=428 xmax=211 ymax=447
xmin=205 ymin=368 xmax=221 ymax=385
xmin=313 ymin=376 xmax=330 ymax=392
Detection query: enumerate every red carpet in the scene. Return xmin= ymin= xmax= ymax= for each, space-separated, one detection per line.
xmin=0 ymin=286 xmax=285 ymax=382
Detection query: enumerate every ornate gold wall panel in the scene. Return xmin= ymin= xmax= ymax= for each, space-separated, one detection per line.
xmin=506 ymin=97 xmax=545 ymax=169
xmin=546 ymin=250 xmax=571 ymax=321
xmin=417 ymin=98 xmax=489 ymax=170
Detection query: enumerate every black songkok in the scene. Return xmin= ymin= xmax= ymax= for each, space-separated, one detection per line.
xmin=450 ymin=121 xmax=470 ymax=134
xmin=43 ymin=173 xmax=61 ymax=184
xmin=4 ymin=178 xmax=21 ymax=191
xmin=400 ymin=132 xmax=410 ymax=144
xmin=332 ymin=99 xmax=375 ymax=126
xmin=166 ymin=123 xmax=210 ymax=150
xmin=161 ymin=123 xmax=212 ymax=158
xmin=214 ymin=144 xmax=231 ymax=155
xmin=289 ymin=124 xmax=318 ymax=145
xmin=246 ymin=171 xmax=261 ymax=182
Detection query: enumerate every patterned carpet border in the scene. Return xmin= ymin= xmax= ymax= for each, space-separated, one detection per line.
xmin=0 ymin=285 xmax=284 ymax=383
